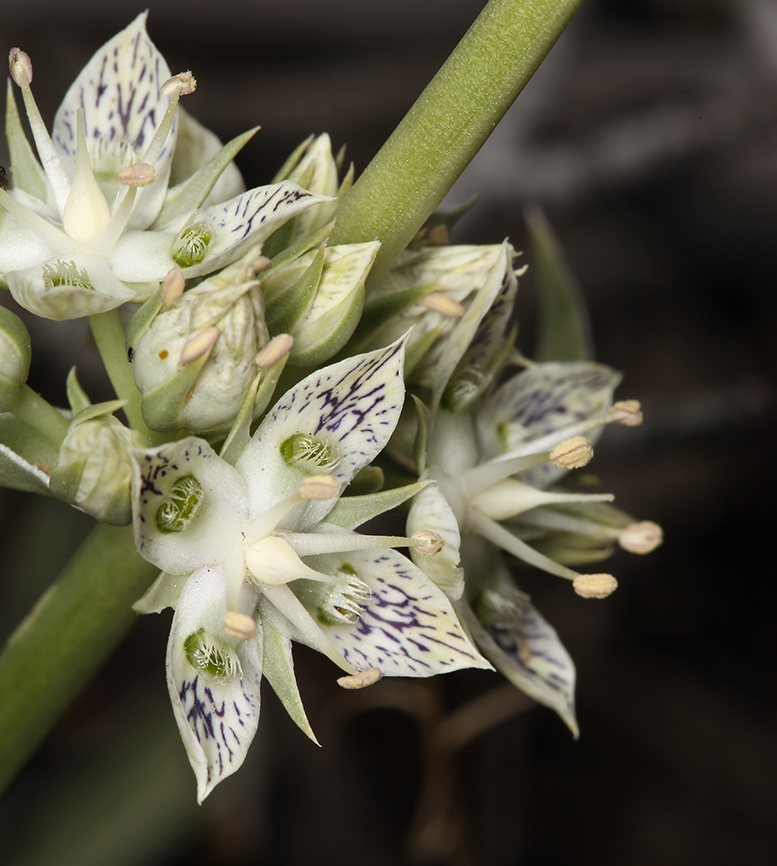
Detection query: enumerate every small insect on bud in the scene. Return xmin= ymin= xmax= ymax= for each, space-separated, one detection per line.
xmin=609 ymin=400 xmax=643 ymax=427
xmin=118 ymin=163 xmax=155 ymax=187
xmin=255 ymin=334 xmax=294 ymax=368
xmin=550 ymin=436 xmax=594 ymax=470
xmin=179 ymin=327 xmax=220 ymax=364
xmin=161 ymin=267 xmax=186 ymax=306
xmin=420 ymin=292 xmax=466 ymax=318
xmin=337 ymin=667 xmax=383 ymax=690
xmin=223 ymin=611 xmax=257 ymax=641
xmin=299 ymin=474 xmax=340 ymax=501
xmin=9 ymin=48 xmax=32 ymax=87
xmin=619 ymin=521 xmax=663 ymax=554
xmin=160 ymin=71 xmax=197 ymax=97
xmin=573 ymin=573 xmax=618 ymax=599
xmin=412 ymin=530 xmax=444 ymax=556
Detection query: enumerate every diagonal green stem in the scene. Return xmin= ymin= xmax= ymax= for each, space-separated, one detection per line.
xmin=0 ymin=524 xmax=158 ymax=796
xmin=330 ymin=0 xmax=585 ymax=290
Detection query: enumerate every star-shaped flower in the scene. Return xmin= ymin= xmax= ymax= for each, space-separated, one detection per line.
xmin=131 ymin=340 xmax=489 ymax=800
xmin=0 ymin=14 xmax=326 ymax=319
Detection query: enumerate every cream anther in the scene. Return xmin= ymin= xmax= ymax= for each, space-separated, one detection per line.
xmin=180 ymin=327 xmax=220 ymax=364
xmin=420 ymin=292 xmax=466 ymax=318
xmin=550 ymin=436 xmax=594 ymax=470
xmin=253 ymin=255 xmax=273 ymax=275
xmin=573 ymin=573 xmax=618 ymax=599
xmin=161 ymin=267 xmax=186 ymax=306
xmin=9 ymin=49 xmax=32 ymax=86
xmin=299 ymin=474 xmax=340 ymax=501
xmin=161 ymin=71 xmax=197 ymax=97
xmin=118 ymin=162 xmax=155 ymax=187
xmin=610 ymin=400 xmax=643 ymax=426
xmin=412 ymin=530 xmax=444 ymax=556
xmin=223 ymin=610 xmax=257 ymax=641
xmin=337 ymin=667 xmax=383 ymax=690
xmin=255 ymin=334 xmax=294 ymax=368
xmin=619 ymin=521 xmax=663 ymax=554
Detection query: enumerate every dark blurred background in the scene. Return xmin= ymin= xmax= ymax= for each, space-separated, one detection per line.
xmin=1 ymin=1 xmax=775 ymax=864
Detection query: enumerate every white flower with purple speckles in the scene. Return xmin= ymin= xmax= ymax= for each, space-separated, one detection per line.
xmin=131 ymin=339 xmax=489 ymax=801
xmin=0 ymin=13 xmax=328 ymax=320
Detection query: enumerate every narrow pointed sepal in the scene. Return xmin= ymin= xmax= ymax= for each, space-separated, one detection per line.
xmin=166 ymin=569 xmax=262 ymax=802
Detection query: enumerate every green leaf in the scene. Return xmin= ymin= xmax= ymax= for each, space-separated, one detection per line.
xmin=526 ymin=206 xmax=594 ymax=363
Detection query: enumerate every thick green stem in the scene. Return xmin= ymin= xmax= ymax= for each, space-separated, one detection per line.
xmin=0 ymin=523 xmax=158 ymax=796
xmin=330 ymin=0 xmax=585 ymax=289
xmin=12 ymin=384 xmax=70 ymax=446
xmin=88 ymin=310 xmax=150 ymax=436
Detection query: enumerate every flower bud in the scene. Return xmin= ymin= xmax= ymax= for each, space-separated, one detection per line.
xmin=129 ymin=252 xmax=270 ymax=433
xmin=49 ymin=404 xmax=145 ymax=525
xmin=0 ymin=305 xmax=32 ymax=411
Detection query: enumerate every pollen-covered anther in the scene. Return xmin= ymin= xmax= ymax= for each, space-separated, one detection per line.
xmin=609 ymin=400 xmax=643 ymax=427
xmin=255 ymin=334 xmax=293 ymax=368
xmin=161 ymin=71 xmax=197 ymax=97
xmin=299 ymin=474 xmax=340 ymax=501
xmin=411 ymin=530 xmax=444 ymax=556
xmin=223 ymin=611 xmax=257 ymax=641
xmin=9 ymin=48 xmax=32 ymax=86
xmin=118 ymin=162 xmax=155 ymax=187
xmin=161 ymin=267 xmax=186 ymax=306
xmin=420 ymin=292 xmax=466 ymax=318
xmin=619 ymin=521 xmax=663 ymax=554
xmin=252 ymin=255 xmax=272 ymax=275
xmin=179 ymin=327 xmax=220 ymax=364
xmin=573 ymin=573 xmax=618 ymax=599
xmin=550 ymin=436 xmax=594 ymax=469
xmin=337 ymin=667 xmax=383 ymax=690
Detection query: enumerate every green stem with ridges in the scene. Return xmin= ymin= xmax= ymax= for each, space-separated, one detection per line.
xmin=0 ymin=524 xmax=158 ymax=796
xmin=330 ymin=0 xmax=585 ymax=290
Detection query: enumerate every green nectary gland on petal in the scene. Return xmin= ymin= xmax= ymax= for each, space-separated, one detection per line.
xmin=279 ymin=433 xmax=340 ymax=474
xmin=171 ymin=223 xmax=213 ymax=268
xmin=42 ymin=261 xmax=93 ymax=292
xmin=155 ymin=473 xmax=203 ymax=533
xmin=183 ymin=628 xmax=242 ymax=683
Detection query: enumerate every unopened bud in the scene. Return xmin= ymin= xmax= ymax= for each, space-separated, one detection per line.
xmin=223 ymin=611 xmax=257 ymax=641
xmin=179 ymin=327 xmax=220 ymax=364
xmin=255 ymin=333 xmax=294 ymax=368
xmin=299 ymin=474 xmax=339 ymax=501
xmin=337 ymin=667 xmax=383 ymax=690
xmin=573 ymin=573 xmax=618 ymax=599
xmin=619 ymin=521 xmax=663 ymax=554
xmin=161 ymin=71 xmax=197 ymax=97
xmin=610 ymin=400 xmax=643 ymax=426
xmin=161 ymin=267 xmax=186 ymax=306
xmin=411 ymin=530 xmax=444 ymax=556
xmin=118 ymin=163 xmax=155 ymax=187
xmin=9 ymin=48 xmax=32 ymax=87
xmin=550 ymin=436 xmax=594 ymax=470
xmin=420 ymin=292 xmax=465 ymax=318
xmin=0 ymin=305 xmax=32 ymax=411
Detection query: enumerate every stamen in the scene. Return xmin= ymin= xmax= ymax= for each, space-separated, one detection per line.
xmin=276 ymin=530 xmax=436 ymax=557
xmin=572 ymin=574 xmax=618 ymax=599
xmin=255 ymin=334 xmax=294 ymax=368
xmin=337 ymin=668 xmax=383 ymax=690
xmin=161 ymin=267 xmax=186 ymax=306
xmin=470 ymin=477 xmax=613 ymax=522
xmin=8 ymin=49 xmax=70 ymax=211
xmin=299 ymin=475 xmax=339 ymax=501
xmin=253 ymin=255 xmax=273 ymax=275
xmin=609 ymin=400 xmax=643 ymax=426
xmin=619 ymin=521 xmax=663 ymax=554
xmin=223 ymin=610 xmax=257 ymax=641
xmin=411 ymin=530 xmax=444 ymax=556
xmin=118 ymin=163 xmax=156 ymax=187
xmin=161 ymin=71 xmax=197 ymax=97
xmin=420 ymin=292 xmax=466 ymax=317
xmin=180 ymin=327 xmax=220 ymax=364
xmin=549 ymin=436 xmax=593 ymax=470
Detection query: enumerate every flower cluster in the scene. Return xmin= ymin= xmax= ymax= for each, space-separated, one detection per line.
xmin=0 ymin=15 xmax=661 ymax=800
